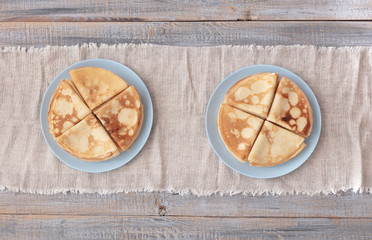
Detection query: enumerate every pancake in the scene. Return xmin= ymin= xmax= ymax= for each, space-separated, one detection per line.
xmin=94 ymin=86 xmax=143 ymax=151
xmin=267 ymin=76 xmax=312 ymax=137
xmin=56 ymin=114 xmax=120 ymax=161
xmin=48 ymin=79 xmax=91 ymax=137
xmin=217 ymin=104 xmax=264 ymax=163
xmin=223 ymin=73 xmax=279 ymax=118
xmin=69 ymin=67 xmax=129 ymax=110
xmin=248 ymin=121 xmax=306 ymax=167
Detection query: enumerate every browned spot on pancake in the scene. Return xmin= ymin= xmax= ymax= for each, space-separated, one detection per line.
xmin=282 ymin=114 xmax=291 ymax=123
xmin=101 ymin=117 xmax=111 ymax=125
xmin=57 ymin=90 xmax=73 ymax=102
xmin=278 ymin=92 xmax=293 ymax=123
xmin=281 ymin=92 xmax=289 ymax=99
xmin=52 ymin=108 xmax=80 ymax=136
xmin=88 ymin=135 xmax=95 ymax=146
xmin=261 ymin=126 xmax=272 ymax=144
xmin=87 ymin=87 xmax=99 ymax=104
xmin=301 ymin=118 xmax=311 ymax=135
xmin=101 ymin=116 xmax=121 ymax=135
xmin=260 ymin=123 xmax=278 ymax=158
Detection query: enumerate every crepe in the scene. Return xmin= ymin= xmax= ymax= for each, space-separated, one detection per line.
xmin=69 ymin=67 xmax=129 ymax=110
xmin=248 ymin=121 xmax=306 ymax=167
xmin=267 ymin=76 xmax=312 ymax=137
xmin=56 ymin=114 xmax=120 ymax=161
xmin=48 ymin=79 xmax=91 ymax=137
xmin=94 ymin=86 xmax=144 ymax=151
xmin=223 ymin=73 xmax=279 ymax=118
xmin=217 ymin=104 xmax=264 ymax=163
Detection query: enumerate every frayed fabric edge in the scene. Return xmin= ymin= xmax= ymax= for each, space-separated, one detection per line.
xmin=0 ymin=185 xmax=370 ymax=196
xmin=1 ymin=43 xmax=372 ymax=54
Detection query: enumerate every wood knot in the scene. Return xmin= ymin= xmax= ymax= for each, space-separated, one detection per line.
xmin=158 ymin=205 xmax=167 ymax=216
xmin=238 ymin=11 xmax=258 ymax=21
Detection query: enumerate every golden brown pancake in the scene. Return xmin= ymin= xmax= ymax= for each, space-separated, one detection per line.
xmin=56 ymin=114 xmax=120 ymax=161
xmin=248 ymin=121 xmax=306 ymax=167
xmin=267 ymin=76 xmax=312 ymax=137
xmin=223 ymin=73 xmax=279 ymax=119
xmin=217 ymin=104 xmax=264 ymax=163
xmin=69 ymin=67 xmax=129 ymax=110
xmin=48 ymin=79 xmax=91 ymax=137
xmin=94 ymin=86 xmax=143 ymax=151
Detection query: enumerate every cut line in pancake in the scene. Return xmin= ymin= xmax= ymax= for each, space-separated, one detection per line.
xmin=69 ymin=67 xmax=129 ymax=110
xmin=223 ymin=73 xmax=279 ymax=119
xmin=248 ymin=121 xmax=306 ymax=167
xmin=217 ymin=104 xmax=264 ymax=163
xmin=48 ymin=79 xmax=91 ymax=137
xmin=267 ymin=76 xmax=313 ymax=137
xmin=56 ymin=113 xmax=120 ymax=161
xmin=94 ymin=86 xmax=144 ymax=152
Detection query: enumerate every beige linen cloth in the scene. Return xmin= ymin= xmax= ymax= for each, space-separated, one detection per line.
xmin=0 ymin=44 xmax=371 ymax=195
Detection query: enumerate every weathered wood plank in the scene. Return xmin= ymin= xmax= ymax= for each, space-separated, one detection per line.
xmin=0 ymin=191 xmax=371 ymax=218
xmin=1 ymin=22 xmax=372 ymax=48
xmin=1 ymin=0 xmax=372 ymax=22
xmin=0 ymin=215 xmax=371 ymax=239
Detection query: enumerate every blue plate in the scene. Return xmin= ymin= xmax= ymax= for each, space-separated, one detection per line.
xmin=206 ymin=65 xmax=321 ymax=178
xmin=40 ymin=59 xmax=153 ymax=173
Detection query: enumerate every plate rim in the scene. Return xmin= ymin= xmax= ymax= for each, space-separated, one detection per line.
xmin=40 ymin=58 xmax=153 ymax=173
xmin=205 ymin=64 xmax=322 ymax=178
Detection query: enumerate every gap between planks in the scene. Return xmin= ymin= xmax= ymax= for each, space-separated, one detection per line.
xmin=3 ymin=19 xmax=372 ymax=23
xmin=0 ymin=213 xmax=371 ymax=220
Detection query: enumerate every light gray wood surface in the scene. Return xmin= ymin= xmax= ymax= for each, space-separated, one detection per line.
xmin=2 ymin=0 xmax=372 ymax=21
xmin=1 ymin=216 xmax=372 ymax=239
xmin=1 ymin=1 xmax=372 ymax=239
xmin=0 ymin=191 xmax=371 ymax=218
xmin=1 ymin=22 xmax=372 ymax=47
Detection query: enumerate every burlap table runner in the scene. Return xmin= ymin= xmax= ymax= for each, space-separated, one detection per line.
xmin=0 ymin=44 xmax=370 ymax=195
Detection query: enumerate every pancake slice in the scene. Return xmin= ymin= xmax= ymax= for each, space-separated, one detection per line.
xmin=223 ymin=73 xmax=279 ymax=118
xmin=69 ymin=67 xmax=129 ymax=110
xmin=94 ymin=86 xmax=143 ymax=151
xmin=267 ymin=76 xmax=312 ymax=137
xmin=217 ymin=104 xmax=264 ymax=163
xmin=56 ymin=114 xmax=120 ymax=161
xmin=248 ymin=121 xmax=306 ymax=167
xmin=48 ymin=79 xmax=91 ymax=137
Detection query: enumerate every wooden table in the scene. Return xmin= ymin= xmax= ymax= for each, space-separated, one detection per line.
xmin=1 ymin=1 xmax=371 ymax=239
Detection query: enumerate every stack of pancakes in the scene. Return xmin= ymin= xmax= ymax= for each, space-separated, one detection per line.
xmin=48 ymin=67 xmax=143 ymax=161
xmin=218 ymin=73 xmax=312 ymax=167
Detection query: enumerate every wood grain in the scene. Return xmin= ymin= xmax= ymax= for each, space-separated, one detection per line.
xmin=1 ymin=215 xmax=371 ymax=239
xmin=1 ymin=22 xmax=372 ymax=48
xmin=0 ymin=191 xmax=371 ymax=218
xmin=1 ymin=0 xmax=372 ymax=22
